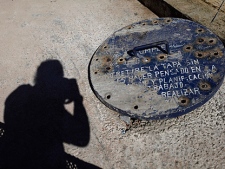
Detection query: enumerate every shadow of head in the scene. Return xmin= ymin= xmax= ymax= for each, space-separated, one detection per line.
xmin=34 ymin=59 xmax=64 ymax=85
xmin=33 ymin=60 xmax=78 ymax=104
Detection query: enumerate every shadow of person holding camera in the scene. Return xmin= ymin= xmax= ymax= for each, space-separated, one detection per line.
xmin=0 ymin=60 xmax=100 ymax=169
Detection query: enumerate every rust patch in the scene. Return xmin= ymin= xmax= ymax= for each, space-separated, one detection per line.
xmin=183 ymin=45 xmax=193 ymax=52
xmin=194 ymin=51 xmax=207 ymax=59
xmin=156 ymin=53 xmax=168 ymax=61
xmin=210 ymin=48 xmax=223 ymax=58
xmin=102 ymin=56 xmax=112 ymax=64
xmin=117 ymin=57 xmax=126 ymax=64
xmin=199 ymin=81 xmax=211 ymax=91
xmin=152 ymin=19 xmax=159 ymax=25
xmin=211 ymin=73 xmax=222 ymax=83
xmin=178 ymin=96 xmax=190 ymax=107
xmin=207 ymin=38 xmax=217 ymax=45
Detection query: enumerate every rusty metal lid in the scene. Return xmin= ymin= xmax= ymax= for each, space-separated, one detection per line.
xmin=88 ymin=18 xmax=225 ymax=120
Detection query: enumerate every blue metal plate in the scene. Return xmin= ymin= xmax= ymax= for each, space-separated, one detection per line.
xmin=88 ymin=18 xmax=225 ymax=120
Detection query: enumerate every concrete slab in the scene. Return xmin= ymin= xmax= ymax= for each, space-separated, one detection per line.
xmin=139 ymin=0 xmax=225 ymax=43
xmin=204 ymin=0 xmax=225 ymax=11
xmin=1 ymin=0 xmax=225 ymax=168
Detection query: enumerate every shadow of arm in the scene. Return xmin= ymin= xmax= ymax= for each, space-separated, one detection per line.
xmin=62 ymin=80 xmax=90 ymax=147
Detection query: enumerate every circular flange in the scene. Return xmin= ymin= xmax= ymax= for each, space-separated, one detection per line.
xmin=88 ymin=18 xmax=225 ymax=120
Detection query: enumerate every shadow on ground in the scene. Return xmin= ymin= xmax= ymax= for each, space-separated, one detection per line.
xmin=0 ymin=60 xmax=101 ymax=169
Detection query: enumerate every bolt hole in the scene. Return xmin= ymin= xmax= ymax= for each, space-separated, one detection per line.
xmin=106 ymin=67 xmax=111 ymax=70
xmin=142 ymin=23 xmax=145 ymax=26
xmin=186 ymin=46 xmax=191 ymax=50
xmin=202 ymin=84 xmax=208 ymax=88
xmin=184 ymin=45 xmax=193 ymax=52
xmin=198 ymin=38 xmax=204 ymax=43
xmin=199 ymin=81 xmax=211 ymax=91
xmin=166 ymin=19 xmax=171 ymax=23
xmin=134 ymin=105 xmax=138 ymax=109
xmin=178 ymin=97 xmax=190 ymax=106
xmin=214 ymin=52 xmax=219 ymax=56
xmin=128 ymin=26 xmax=132 ymax=29
xmin=94 ymin=71 xmax=98 ymax=74
xmin=157 ymin=54 xmax=167 ymax=61
xmin=209 ymin=39 xmax=214 ymax=43
xmin=159 ymin=56 xmax=164 ymax=59
xmin=197 ymin=53 xmax=203 ymax=58
xmin=107 ymin=58 xmax=111 ymax=62
xmin=96 ymin=58 xmax=99 ymax=61
xmin=197 ymin=29 xmax=203 ymax=32
xmin=103 ymin=46 xmax=107 ymax=49
xmin=106 ymin=95 xmax=111 ymax=99
xmin=154 ymin=21 xmax=158 ymax=24
xmin=118 ymin=58 xmax=125 ymax=63
xmin=181 ymin=99 xmax=186 ymax=104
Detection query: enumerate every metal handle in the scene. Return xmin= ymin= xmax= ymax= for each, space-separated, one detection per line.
xmin=127 ymin=41 xmax=169 ymax=59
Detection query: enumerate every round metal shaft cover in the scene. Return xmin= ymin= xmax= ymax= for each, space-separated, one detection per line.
xmin=88 ymin=18 xmax=225 ymax=120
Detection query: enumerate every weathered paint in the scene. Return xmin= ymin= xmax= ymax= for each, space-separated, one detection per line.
xmin=88 ymin=18 xmax=225 ymax=120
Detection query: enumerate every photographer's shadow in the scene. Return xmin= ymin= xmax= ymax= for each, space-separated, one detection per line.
xmin=1 ymin=60 xmax=100 ymax=169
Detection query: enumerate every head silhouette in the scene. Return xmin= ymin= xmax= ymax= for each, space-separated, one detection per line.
xmin=33 ymin=59 xmax=69 ymax=103
xmin=34 ymin=59 xmax=64 ymax=86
